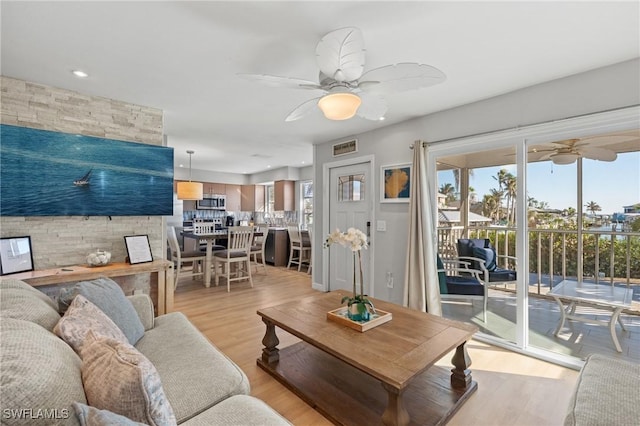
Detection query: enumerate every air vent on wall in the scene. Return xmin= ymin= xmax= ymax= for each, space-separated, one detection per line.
xmin=333 ymin=139 xmax=358 ymax=157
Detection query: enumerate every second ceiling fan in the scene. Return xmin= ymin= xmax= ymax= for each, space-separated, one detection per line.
xmin=240 ymin=27 xmax=446 ymax=121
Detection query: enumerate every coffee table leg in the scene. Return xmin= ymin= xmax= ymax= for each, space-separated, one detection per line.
xmin=261 ymin=318 xmax=280 ymax=364
xmin=451 ymin=341 xmax=472 ymax=389
xmin=381 ymin=383 xmax=410 ymax=426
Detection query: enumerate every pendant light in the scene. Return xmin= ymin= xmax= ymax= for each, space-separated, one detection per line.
xmin=176 ymin=150 xmax=203 ymax=200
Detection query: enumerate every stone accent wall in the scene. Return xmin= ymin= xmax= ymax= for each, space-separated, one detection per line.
xmin=0 ymin=76 xmax=165 ymax=269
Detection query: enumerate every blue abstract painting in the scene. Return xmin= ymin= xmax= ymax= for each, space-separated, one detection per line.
xmin=0 ymin=125 xmax=174 ymax=216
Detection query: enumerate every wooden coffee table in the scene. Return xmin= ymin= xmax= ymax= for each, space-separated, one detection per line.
xmin=257 ymin=291 xmax=478 ymax=426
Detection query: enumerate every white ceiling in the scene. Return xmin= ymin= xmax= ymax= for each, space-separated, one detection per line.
xmin=2 ymin=1 xmax=639 ymax=175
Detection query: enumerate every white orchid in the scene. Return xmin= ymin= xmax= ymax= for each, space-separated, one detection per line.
xmin=324 ymin=227 xmax=368 ymax=251
xmin=324 ymin=227 xmax=373 ymax=319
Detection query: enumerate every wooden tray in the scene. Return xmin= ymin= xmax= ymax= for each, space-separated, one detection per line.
xmin=326 ymin=307 xmax=392 ymax=332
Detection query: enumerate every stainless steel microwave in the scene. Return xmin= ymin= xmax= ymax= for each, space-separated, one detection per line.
xmin=196 ymin=195 xmax=226 ymax=210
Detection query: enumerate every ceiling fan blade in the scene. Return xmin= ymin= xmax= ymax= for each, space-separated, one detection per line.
xmin=539 ymin=153 xmax=554 ymax=161
xmin=580 ymin=147 xmax=617 ymax=161
xmin=358 ymin=63 xmax=446 ymax=93
xmin=315 ymin=27 xmax=365 ymax=83
xmin=355 ymin=92 xmax=388 ymax=120
xmin=237 ymin=73 xmax=322 ymax=90
xmin=285 ymin=97 xmax=322 ymax=122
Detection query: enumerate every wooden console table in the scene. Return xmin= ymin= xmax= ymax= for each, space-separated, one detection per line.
xmin=5 ymin=260 xmax=174 ymax=315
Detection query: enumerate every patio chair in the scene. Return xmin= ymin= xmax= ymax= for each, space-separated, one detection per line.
xmin=457 ymin=238 xmax=517 ymax=288
xmin=437 ymin=255 xmax=488 ymax=322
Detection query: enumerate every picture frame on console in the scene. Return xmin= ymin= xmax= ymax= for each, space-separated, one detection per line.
xmin=124 ymin=235 xmax=153 ymax=264
xmin=0 ymin=236 xmax=34 ymax=275
xmin=380 ymin=163 xmax=411 ymax=203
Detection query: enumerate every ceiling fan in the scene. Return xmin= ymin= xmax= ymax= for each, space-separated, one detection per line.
xmin=239 ymin=27 xmax=446 ymax=122
xmin=534 ymin=136 xmax=624 ymax=165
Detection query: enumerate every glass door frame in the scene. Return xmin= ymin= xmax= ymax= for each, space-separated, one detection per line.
xmin=426 ymin=106 xmax=639 ymax=368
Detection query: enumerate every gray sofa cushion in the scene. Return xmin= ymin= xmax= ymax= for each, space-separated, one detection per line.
xmin=0 ymin=318 xmax=86 ymax=426
xmin=135 ymin=312 xmax=250 ymax=423
xmin=0 ymin=279 xmax=61 ymax=331
xmin=564 ymin=353 xmax=640 ymax=426
xmin=72 ymin=403 xmax=147 ymax=426
xmin=181 ymin=395 xmax=291 ymax=426
xmin=59 ymin=277 xmax=145 ymax=345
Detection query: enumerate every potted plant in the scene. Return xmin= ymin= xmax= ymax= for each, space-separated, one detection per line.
xmin=324 ymin=227 xmax=374 ymax=321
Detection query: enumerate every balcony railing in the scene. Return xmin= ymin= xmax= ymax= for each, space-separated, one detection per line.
xmin=437 ymin=225 xmax=640 ymax=297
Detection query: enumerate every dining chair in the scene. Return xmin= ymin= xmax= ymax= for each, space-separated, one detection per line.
xmin=250 ymin=225 xmax=268 ymax=274
xmin=287 ymin=224 xmax=312 ymax=272
xmin=306 ymin=227 xmax=313 ymax=275
xmin=213 ymin=226 xmax=254 ymax=292
xmin=167 ymin=226 xmax=206 ymax=288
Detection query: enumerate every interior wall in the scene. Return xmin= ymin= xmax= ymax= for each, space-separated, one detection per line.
xmin=313 ymin=58 xmax=640 ymax=305
xmin=0 ymin=76 xmax=165 ymax=269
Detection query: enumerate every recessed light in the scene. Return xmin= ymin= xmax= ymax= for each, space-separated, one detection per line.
xmin=267 ymin=165 xmax=271 ymax=168
xmin=378 ymin=116 xmax=385 ymax=121
xmin=301 ymin=161 xmax=305 ymax=164
xmin=179 ymin=164 xmax=184 ymax=168
xmin=72 ymin=70 xmax=89 ymax=78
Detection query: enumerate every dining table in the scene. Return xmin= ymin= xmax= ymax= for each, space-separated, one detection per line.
xmin=182 ymin=229 xmax=263 ymax=287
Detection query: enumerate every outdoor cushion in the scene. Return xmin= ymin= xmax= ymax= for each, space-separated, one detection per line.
xmin=1 ymin=318 xmax=86 ymax=426
xmin=490 ymin=268 xmax=517 ymax=281
xmin=436 ymin=256 xmax=448 ymax=294
xmin=59 ymin=277 xmax=145 ymax=345
xmin=472 ymin=246 xmax=497 ymax=271
xmin=444 ymin=276 xmax=484 ymax=296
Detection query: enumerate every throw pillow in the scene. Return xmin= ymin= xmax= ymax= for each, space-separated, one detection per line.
xmin=59 ymin=277 xmax=145 ymax=345
xmin=72 ymin=402 xmax=147 ymax=426
xmin=472 ymin=246 xmax=497 ymax=272
xmin=0 ymin=280 xmax=61 ymax=332
xmin=54 ymin=295 xmax=128 ymax=353
xmin=80 ymin=337 xmax=176 ymax=426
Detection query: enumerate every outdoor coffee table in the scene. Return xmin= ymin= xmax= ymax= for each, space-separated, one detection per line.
xmin=549 ymin=280 xmax=633 ymax=352
xmin=257 ymin=291 xmax=478 ymax=426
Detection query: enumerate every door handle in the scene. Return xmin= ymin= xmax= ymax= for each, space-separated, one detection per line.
xmin=366 ymin=221 xmax=371 ymax=246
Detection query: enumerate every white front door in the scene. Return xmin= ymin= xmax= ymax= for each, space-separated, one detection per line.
xmin=328 ymin=161 xmax=372 ymax=294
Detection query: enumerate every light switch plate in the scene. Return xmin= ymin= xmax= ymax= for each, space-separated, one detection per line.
xmin=376 ymin=220 xmax=386 ymax=231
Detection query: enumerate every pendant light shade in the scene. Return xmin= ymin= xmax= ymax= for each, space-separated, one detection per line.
xmin=317 ymin=92 xmax=362 ymax=120
xmin=177 ymin=150 xmax=203 ymax=200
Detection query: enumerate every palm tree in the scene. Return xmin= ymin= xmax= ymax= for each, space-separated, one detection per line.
xmin=439 ymin=183 xmax=456 ymax=204
xmin=505 ymin=174 xmax=517 ymax=225
xmin=585 ymin=201 xmax=601 ymax=216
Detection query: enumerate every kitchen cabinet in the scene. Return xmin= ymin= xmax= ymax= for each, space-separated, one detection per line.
xmin=274 ymin=180 xmax=294 ymax=211
xmin=241 ymin=185 xmax=265 ymax=212
xmin=265 ymin=229 xmax=289 ymax=266
xmin=202 ymin=182 xmax=225 ymax=196
xmin=225 ymin=184 xmax=242 ymax=211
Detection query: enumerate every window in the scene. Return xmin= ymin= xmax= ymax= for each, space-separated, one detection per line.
xmin=266 ymin=185 xmax=274 ymax=214
xmin=301 ymin=181 xmax=313 ymax=229
xmin=338 ymin=174 xmax=365 ymax=201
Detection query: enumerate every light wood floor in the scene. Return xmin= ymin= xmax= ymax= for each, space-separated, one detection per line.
xmin=172 ymin=265 xmax=578 ymax=426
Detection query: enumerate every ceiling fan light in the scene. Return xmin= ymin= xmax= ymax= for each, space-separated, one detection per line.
xmin=317 ymin=92 xmax=362 ymax=120
xmin=551 ymin=152 xmax=579 ymax=165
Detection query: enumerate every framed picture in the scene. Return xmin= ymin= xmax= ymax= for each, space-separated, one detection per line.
xmin=381 ymin=163 xmax=412 ymax=203
xmin=124 ymin=235 xmax=153 ymax=264
xmin=0 ymin=236 xmax=35 ymax=275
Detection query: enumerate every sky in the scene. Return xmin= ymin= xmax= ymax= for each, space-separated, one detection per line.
xmin=438 ymin=151 xmax=640 ymax=215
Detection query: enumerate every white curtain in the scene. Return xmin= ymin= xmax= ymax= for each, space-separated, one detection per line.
xmin=403 ymin=141 xmax=442 ymax=315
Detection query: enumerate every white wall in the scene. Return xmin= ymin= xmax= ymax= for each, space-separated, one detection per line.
xmin=313 ymin=58 xmax=640 ymax=305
